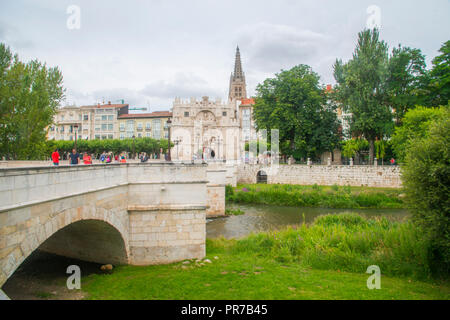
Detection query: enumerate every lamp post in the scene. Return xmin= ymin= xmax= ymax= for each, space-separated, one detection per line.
xmin=167 ymin=118 xmax=172 ymax=161
xmin=132 ymin=135 xmax=136 ymax=160
xmin=174 ymin=138 xmax=182 ymax=160
xmin=217 ymin=137 xmax=223 ymax=161
xmin=74 ymin=124 xmax=79 ymax=150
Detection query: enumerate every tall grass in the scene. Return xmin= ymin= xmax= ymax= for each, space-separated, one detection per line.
xmin=226 ymin=184 xmax=405 ymax=209
xmin=218 ymin=213 xmax=431 ymax=280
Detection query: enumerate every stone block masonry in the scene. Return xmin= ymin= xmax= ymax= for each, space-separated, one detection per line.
xmin=237 ymin=164 xmax=402 ymax=188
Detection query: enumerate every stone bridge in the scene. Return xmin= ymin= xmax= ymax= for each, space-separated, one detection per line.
xmin=0 ymin=162 xmax=226 ymax=288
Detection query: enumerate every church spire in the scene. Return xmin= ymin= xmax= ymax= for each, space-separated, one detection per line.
xmin=233 ymin=46 xmax=243 ymax=78
xmin=229 ymin=45 xmax=247 ymax=101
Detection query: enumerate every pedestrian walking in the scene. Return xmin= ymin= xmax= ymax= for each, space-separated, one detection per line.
xmin=83 ymin=152 xmax=92 ymax=165
xmin=69 ymin=149 xmax=80 ymax=165
xmin=51 ymin=149 xmax=60 ymax=166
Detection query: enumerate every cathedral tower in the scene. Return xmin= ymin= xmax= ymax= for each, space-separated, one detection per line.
xmin=228 ymin=46 xmax=247 ymax=101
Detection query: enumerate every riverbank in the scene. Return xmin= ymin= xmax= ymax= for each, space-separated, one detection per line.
xmin=81 ymin=214 xmax=449 ymax=300
xmin=226 ymin=184 xmax=405 ymax=209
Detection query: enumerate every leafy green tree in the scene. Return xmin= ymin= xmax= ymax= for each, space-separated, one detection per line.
xmin=391 ymin=105 xmax=448 ymax=162
xmin=387 ymin=45 xmax=427 ymax=124
xmin=340 ymin=138 xmax=369 ymax=161
xmin=253 ymin=65 xmax=340 ymax=160
xmin=333 ymin=29 xmax=394 ymax=164
xmin=0 ymin=43 xmax=65 ymax=159
xmin=426 ymin=41 xmax=450 ymax=107
xmin=402 ymin=109 xmax=450 ymax=275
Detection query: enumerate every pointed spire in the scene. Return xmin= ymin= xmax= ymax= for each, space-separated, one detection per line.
xmin=233 ymin=45 xmax=243 ymax=79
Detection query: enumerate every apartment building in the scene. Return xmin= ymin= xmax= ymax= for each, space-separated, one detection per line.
xmin=47 ymin=102 xmax=129 ymax=141
xmin=117 ymin=111 xmax=172 ymax=140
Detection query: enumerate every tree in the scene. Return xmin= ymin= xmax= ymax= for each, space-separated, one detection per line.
xmin=401 ymin=109 xmax=450 ymax=275
xmin=0 ymin=43 xmax=65 ymax=159
xmin=391 ymin=105 xmax=448 ymax=162
xmin=333 ymin=29 xmax=394 ymax=164
xmin=386 ymin=45 xmax=427 ymax=124
xmin=253 ymin=65 xmax=340 ymax=160
xmin=427 ymin=40 xmax=450 ymax=107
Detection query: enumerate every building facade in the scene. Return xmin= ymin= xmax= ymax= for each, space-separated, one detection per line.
xmin=117 ymin=111 xmax=172 ymax=140
xmin=48 ymin=102 xmax=129 ymax=141
xmin=171 ymin=47 xmax=256 ymax=161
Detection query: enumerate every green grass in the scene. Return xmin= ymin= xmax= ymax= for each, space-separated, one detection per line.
xmin=81 ymin=214 xmax=449 ymax=300
xmin=225 ymin=208 xmax=245 ymax=216
xmin=226 ymin=184 xmax=405 ymax=209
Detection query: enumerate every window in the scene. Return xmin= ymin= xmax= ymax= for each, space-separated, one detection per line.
xmin=120 ymin=123 xmax=125 ymax=131
xmin=83 ymin=114 xmax=89 ymax=121
xmin=101 ymin=115 xmax=107 ymax=121
xmin=184 ymin=111 xmax=189 ymax=117
xmin=146 ymin=132 xmax=151 ymax=138
xmin=126 ymin=120 xmax=134 ymax=132
xmin=60 ymin=126 xmax=64 ymax=132
xmin=222 ymin=111 xmax=227 ymax=116
xmin=108 ymin=123 xmax=113 ymax=131
xmin=138 ymin=133 xmax=142 ymax=138
xmin=152 ymin=119 xmax=161 ymax=138
xmin=146 ymin=122 xmax=151 ymax=130
xmin=95 ymin=125 xmax=100 ymax=131
xmin=120 ymin=133 xmax=125 ymax=140
xmin=95 ymin=135 xmax=100 ymax=140
xmin=137 ymin=122 xmax=143 ymax=131
xmin=102 ymin=124 xmax=107 ymax=131
xmin=108 ymin=115 xmax=114 ymax=121
xmin=101 ymin=135 xmax=107 ymax=140
xmin=108 ymin=134 xmax=113 ymax=139
xmin=61 ymin=115 xmax=64 ymax=121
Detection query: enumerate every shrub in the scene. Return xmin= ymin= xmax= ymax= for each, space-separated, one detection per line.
xmin=402 ymin=109 xmax=450 ymax=276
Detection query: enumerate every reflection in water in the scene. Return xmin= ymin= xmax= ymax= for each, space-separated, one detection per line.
xmin=207 ymin=204 xmax=410 ymax=239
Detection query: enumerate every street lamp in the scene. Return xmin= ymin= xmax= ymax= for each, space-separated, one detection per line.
xmin=166 ymin=118 xmax=172 ymax=161
xmin=132 ymin=135 xmax=136 ymax=160
xmin=74 ymin=124 xmax=79 ymax=150
xmin=174 ymin=137 xmax=182 ymax=160
xmin=217 ymin=137 xmax=223 ymax=161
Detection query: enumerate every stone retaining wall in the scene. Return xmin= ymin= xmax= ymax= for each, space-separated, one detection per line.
xmin=237 ymin=164 xmax=402 ymax=188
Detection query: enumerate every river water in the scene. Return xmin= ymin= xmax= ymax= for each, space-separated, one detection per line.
xmin=207 ymin=204 xmax=410 ymax=239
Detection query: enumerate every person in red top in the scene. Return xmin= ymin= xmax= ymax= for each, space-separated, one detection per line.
xmin=83 ymin=152 xmax=92 ymax=165
xmin=51 ymin=149 xmax=60 ymax=166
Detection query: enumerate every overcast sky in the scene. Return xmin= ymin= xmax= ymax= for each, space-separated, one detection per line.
xmin=1 ymin=0 xmax=449 ymax=112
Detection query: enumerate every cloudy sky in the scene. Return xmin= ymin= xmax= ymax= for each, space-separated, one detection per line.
xmin=1 ymin=0 xmax=449 ymax=111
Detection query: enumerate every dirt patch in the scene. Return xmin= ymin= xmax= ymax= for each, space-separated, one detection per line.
xmin=2 ymin=250 xmax=104 ymax=300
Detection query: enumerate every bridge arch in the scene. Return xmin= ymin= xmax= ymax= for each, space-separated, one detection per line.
xmin=1 ymin=199 xmax=130 ymax=287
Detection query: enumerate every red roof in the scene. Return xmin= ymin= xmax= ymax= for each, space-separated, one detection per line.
xmin=118 ymin=111 xmax=172 ymax=119
xmin=240 ymin=98 xmax=255 ymax=105
xmin=81 ymin=103 xmax=129 ymax=109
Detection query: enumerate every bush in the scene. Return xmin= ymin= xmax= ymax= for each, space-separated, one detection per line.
xmin=232 ymin=213 xmax=432 ymax=279
xmin=46 ymin=137 xmax=170 ymax=158
xmin=402 ymin=109 xmax=450 ymax=276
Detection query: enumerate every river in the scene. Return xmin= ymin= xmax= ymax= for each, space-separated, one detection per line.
xmin=207 ymin=203 xmax=410 ymax=239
